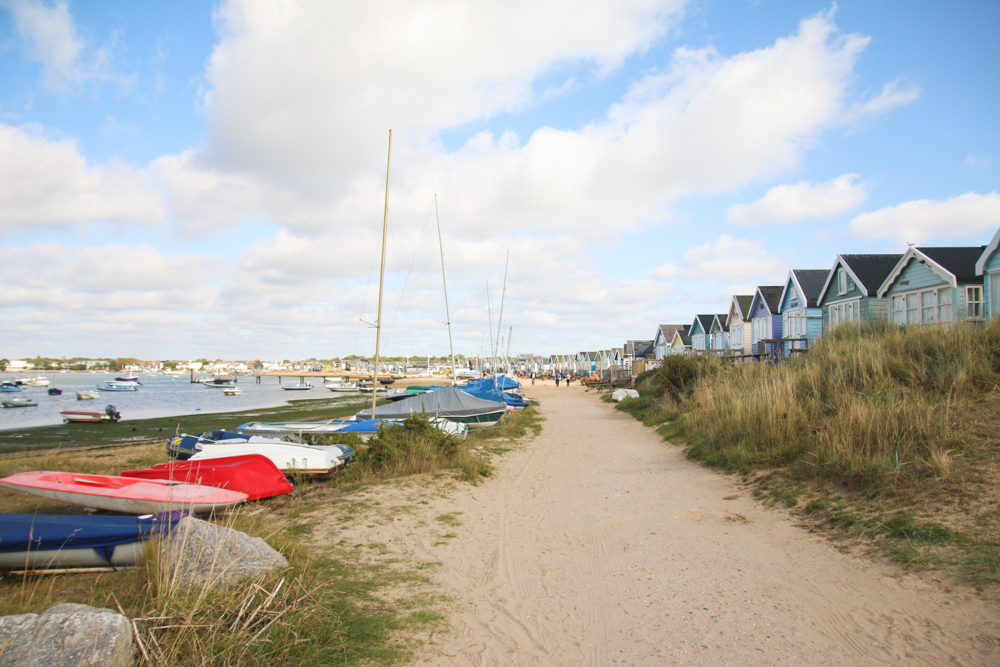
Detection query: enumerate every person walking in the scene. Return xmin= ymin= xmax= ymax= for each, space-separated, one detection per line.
xmin=565 ymin=373 xmax=571 ymax=387
xmin=531 ymin=371 xmax=536 ymax=385
xmin=555 ymin=372 xmax=561 ymax=387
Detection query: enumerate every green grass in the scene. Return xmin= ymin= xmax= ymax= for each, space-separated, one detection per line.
xmin=610 ymin=321 xmax=1000 ymax=587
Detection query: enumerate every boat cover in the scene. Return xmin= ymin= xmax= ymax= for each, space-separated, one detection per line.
xmin=494 ymin=375 xmax=521 ymax=390
xmin=122 ymin=454 xmax=294 ymax=501
xmin=355 ymin=385 xmax=506 ymax=420
xmin=461 ymin=379 xmax=529 ymax=408
xmin=0 ymin=513 xmax=179 ymax=562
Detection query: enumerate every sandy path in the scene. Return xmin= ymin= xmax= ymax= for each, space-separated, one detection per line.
xmin=320 ymin=383 xmax=1000 ymax=665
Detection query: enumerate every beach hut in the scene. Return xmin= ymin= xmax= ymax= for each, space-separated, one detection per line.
xmin=709 ymin=314 xmax=729 ymax=353
xmin=654 ymin=324 xmax=687 ymax=359
xmin=727 ymin=295 xmax=754 ymax=355
xmin=779 ymin=269 xmax=829 ymax=353
xmin=670 ymin=328 xmax=691 ymax=355
xmin=816 ymin=254 xmax=903 ymax=331
xmin=976 ymin=227 xmax=1000 ymax=321
xmin=748 ymin=286 xmax=784 ymax=356
xmin=877 ymin=246 xmax=987 ymax=327
xmin=688 ymin=315 xmax=715 ymax=353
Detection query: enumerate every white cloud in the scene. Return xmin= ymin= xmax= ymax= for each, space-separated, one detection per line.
xmin=1 ymin=0 xmax=130 ymax=93
xmin=649 ymin=234 xmax=786 ymax=282
xmin=848 ymin=191 xmax=1000 ymax=244
xmin=841 ymin=78 xmax=920 ymax=125
xmin=965 ymin=155 xmax=991 ymax=169
xmin=727 ymin=173 xmax=868 ymax=224
xmin=0 ymin=123 xmax=163 ymax=232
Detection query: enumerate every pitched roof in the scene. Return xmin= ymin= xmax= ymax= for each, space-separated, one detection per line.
xmin=710 ymin=313 xmax=729 ymax=332
xmin=878 ymin=245 xmax=988 ymax=296
xmin=656 ymin=324 xmax=687 ymax=344
xmin=754 ymin=286 xmax=783 ymax=315
xmin=791 ymin=269 xmax=830 ymax=307
xmin=731 ymin=294 xmax=754 ymax=321
xmin=919 ymin=246 xmax=987 ymax=282
xmin=817 ymin=253 xmax=904 ymax=302
xmin=691 ymin=314 xmax=715 ymax=335
xmin=671 ymin=329 xmax=691 ymax=346
xmin=976 ymin=227 xmax=1000 ymax=275
xmin=633 ymin=340 xmax=655 ymax=358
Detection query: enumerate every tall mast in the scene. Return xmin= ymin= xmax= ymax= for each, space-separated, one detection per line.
xmin=486 ymin=281 xmax=496 ymax=373
xmin=372 ymin=129 xmax=392 ymax=418
xmin=494 ymin=250 xmax=509 ymax=362
xmin=435 ymin=195 xmax=458 ymax=385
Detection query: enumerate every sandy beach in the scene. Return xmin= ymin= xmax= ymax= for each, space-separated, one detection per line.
xmin=317 ymin=381 xmax=1000 ymax=665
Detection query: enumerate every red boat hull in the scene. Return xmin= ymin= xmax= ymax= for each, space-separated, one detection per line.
xmin=121 ymin=454 xmax=293 ymax=501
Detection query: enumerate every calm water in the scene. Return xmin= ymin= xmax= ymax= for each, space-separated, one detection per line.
xmin=0 ymin=373 xmax=360 ymax=431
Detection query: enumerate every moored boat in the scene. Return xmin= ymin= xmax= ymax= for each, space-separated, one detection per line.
xmin=47 ymin=387 xmax=63 ymax=395
xmin=223 ymin=387 xmax=242 ymax=395
xmin=0 ymin=513 xmax=180 ymax=571
xmin=2 ymin=397 xmax=37 ymax=408
xmin=0 ymin=471 xmax=247 ymax=514
xmin=98 ymin=381 xmax=138 ymax=392
xmin=281 ymin=382 xmax=312 ymax=391
xmin=76 ymin=389 xmax=100 ymax=400
xmin=325 ymin=380 xmax=360 ymax=392
xmin=61 ymin=405 xmax=121 ymax=423
xmin=0 ymin=381 xmax=21 ymax=393
xmin=121 ymin=454 xmax=293 ymax=501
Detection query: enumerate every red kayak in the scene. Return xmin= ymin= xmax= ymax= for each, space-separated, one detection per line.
xmin=121 ymin=454 xmax=293 ymax=501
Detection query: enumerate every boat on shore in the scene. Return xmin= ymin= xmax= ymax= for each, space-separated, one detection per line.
xmin=355 ymin=385 xmax=506 ymax=429
xmin=121 ymin=454 xmax=293 ymax=501
xmin=167 ymin=431 xmax=350 ymax=474
xmin=0 ymin=513 xmax=179 ymax=571
xmin=236 ymin=419 xmax=381 ymax=441
xmin=61 ymin=405 xmax=121 ymax=423
xmin=325 ymin=380 xmax=360 ymax=392
xmin=0 ymin=471 xmax=247 ymax=514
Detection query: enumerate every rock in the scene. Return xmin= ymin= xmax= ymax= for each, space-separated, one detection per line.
xmin=162 ymin=517 xmax=288 ymax=587
xmin=0 ymin=603 xmax=133 ymax=667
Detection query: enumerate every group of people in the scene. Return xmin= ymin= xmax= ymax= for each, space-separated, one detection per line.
xmin=525 ymin=370 xmax=574 ymax=387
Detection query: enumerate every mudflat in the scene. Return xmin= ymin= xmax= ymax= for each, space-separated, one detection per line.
xmin=320 ymin=381 xmax=1000 ymax=665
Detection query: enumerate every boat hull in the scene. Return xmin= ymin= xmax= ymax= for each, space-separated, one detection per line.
xmin=121 ymin=454 xmax=294 ymax=501
xmin=0 ymin=472 xmax=246 ymax=514
xmin=189 ymin=440 xmax=344 ymax=474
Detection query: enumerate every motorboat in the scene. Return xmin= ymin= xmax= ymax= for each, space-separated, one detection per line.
xmin=167 ymin=431 xmax=350 ymax=474
xmin=60 ymin=405 xmax=121 ymax=423
xmin=114 ymin=375 xmax=140 ymax=383
xmin=2 ymin=397 xmax=37 ymax=408
xmin=28 ymin=377 xmax=50 ymax=387
xmin=47 ymin=388 xmax=63 ymax=395
xmin=98 ymin=381 xmax=138 ymax=392
xmin=0 ymin=513 xmax=180 ymax=571
xmin=0 ymin=472 xmax=247 ymax=514
xmin=223 ymin=387 xmax=242 ymax=396
xmin=121 ymin=454 xmax=293 ymax=501
xmin=204 ymin=378 xmax=236 ymax=388
xmin=325 ymin=381 xmax=360 ymax=392
xmin=76 ymin=390 xmax=100 ymax=400
xmin=281 ymin=382 xmax=312 ymax=391
xmin=0 ymin=381 xmax=21 ymax=393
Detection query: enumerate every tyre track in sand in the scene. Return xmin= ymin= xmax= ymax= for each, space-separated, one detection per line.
xmin=316 ymin=382 xmax=1000 ymax=665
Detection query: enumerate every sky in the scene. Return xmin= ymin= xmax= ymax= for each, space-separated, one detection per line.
xmin=1 ymin=0 xmax=998 ymax=362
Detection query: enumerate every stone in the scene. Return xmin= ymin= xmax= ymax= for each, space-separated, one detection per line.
xmin=161 ymin=517 xmax=288 ymax=587
xmin=0 ymin=603 xmax=133 ymax=667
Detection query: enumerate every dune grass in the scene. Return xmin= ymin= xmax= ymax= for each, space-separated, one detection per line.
xmin=616 ymin=321 xmax=1000 ymax=585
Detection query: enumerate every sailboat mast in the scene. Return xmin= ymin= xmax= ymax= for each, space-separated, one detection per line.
xmin=435 ymin=195 xmax=458 ymax=385
xmin=494 ymin=251 xmax=509 ymax=362
xmin=372 ymin=129 xmax=392 ymax=418
xmin=486 ymin=281 xmax=496 ymax=373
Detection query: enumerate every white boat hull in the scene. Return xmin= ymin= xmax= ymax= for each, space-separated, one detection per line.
xmin=0 ymin=541 xmax=145 ymax=570
xmin=190 ymin=439 xmax=344 ymax=474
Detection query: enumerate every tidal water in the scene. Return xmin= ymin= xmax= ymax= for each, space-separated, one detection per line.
xmin=0 ymin=372 xmax=355 ymax=431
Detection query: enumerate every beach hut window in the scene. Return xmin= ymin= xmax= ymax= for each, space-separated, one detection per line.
xmin=838 ymin=269 xmax=848 ymax=295
xmin=966 ymin=285 xmax=984 ymax=319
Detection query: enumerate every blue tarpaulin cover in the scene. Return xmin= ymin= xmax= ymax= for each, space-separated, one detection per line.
xmin=0 ymin=513 xmax=179 ymax=562
xmin=462 ymin=379 xmax=528 ymax=408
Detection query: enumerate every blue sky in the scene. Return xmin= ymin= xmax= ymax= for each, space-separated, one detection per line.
xmin=0 ymin=0 xmax=997 ymax=361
